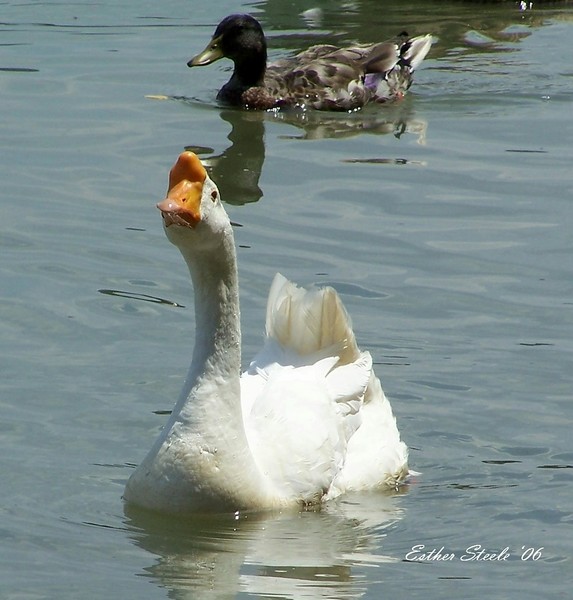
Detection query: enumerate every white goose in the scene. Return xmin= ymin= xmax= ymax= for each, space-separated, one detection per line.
xmin=124 ymin=152 xmax=409 ymax=513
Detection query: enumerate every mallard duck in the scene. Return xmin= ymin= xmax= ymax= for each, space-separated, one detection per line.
xmin=124 ymin=152 xmax=409 ymax=513
xmin=187 ymin=14 xmax=432 ymax=111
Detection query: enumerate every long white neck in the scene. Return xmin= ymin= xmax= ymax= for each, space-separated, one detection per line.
xmin=184 ymin=233 xmax=241 ymax=391
xmin=126 ymin=224 xmax=274 ymax=513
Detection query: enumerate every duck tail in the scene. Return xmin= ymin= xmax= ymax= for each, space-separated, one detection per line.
xmin=400 ymin=33 xmax=433 ymax=72
xmin=265 ymin=273 xmax=360 ymax=364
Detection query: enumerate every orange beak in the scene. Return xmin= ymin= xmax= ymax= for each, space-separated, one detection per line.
xmin=157 ymin=152 xmax=207 ymax=227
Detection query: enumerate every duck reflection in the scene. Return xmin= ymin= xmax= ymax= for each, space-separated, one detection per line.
xmin=186 ymin=110 xmax=266 ymax=206
xmin=184 ymin=104 xmax=426 ymax=205
xmin=268 ymin=101 xmax=426 ymax=142
xmin=124 ymin=491 xmax=406 ymax=599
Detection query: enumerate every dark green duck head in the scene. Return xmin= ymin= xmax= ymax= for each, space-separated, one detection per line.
xmin=188 ymin=14 xmax=268 ymax=93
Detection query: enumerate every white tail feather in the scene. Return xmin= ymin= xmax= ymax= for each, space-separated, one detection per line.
xmin=265 ymin=273 xmax=360 ymax=366
xmin=403 ymin=34 xmax=433 ymax=71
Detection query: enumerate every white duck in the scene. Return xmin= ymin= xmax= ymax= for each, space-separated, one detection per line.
xmin=124 ymin=152 xmax=409 ymax=513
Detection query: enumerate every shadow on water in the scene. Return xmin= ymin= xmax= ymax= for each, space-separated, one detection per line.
xmin=123 ymin=490 xmax=407 ymax=599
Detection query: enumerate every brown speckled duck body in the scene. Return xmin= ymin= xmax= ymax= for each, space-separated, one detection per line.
xmin=188 ymin=14 xmax=432 ymax=112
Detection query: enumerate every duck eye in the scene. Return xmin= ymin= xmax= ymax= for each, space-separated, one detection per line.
xmin=211 ymin=190 xmax=218 ymax=202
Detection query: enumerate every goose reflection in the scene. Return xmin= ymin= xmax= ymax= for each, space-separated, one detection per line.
xmin=124 ymin=491 xmax=406 ymax=599
xmin=185 ymin=104 xmax=426 ymax=205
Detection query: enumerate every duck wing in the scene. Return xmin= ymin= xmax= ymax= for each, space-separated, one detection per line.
xmin=264 ymin=46 xmax=368 ymax=110
xmin=263 ymin=34 xmax=431 ymax=110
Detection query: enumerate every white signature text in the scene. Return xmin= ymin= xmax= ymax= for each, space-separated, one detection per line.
xmin=405 ymin=544 xmax=543 ymax=562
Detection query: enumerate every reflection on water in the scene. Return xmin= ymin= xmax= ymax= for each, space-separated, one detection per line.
xmin=125 ymin=491 xmax=405 ymax=599
xmin=178 ymin=103 xmax=426 ymax=205
xmin=258 ymin=0 xmax=567 ymax=54
xmin=268 ymin=102 xmax=427 ymax=143
xmin=186 ymin=109 xmax=266 ymax=205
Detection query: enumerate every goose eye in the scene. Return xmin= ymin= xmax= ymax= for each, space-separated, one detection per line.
xmin=211 ymin=190 xmax=218 ymax=202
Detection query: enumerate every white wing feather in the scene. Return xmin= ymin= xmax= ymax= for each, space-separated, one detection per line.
xmin=240 ymin=273 xmax=408 ymax=501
